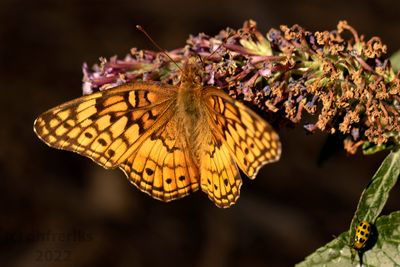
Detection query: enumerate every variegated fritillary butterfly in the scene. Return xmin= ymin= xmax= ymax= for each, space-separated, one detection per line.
xmin=34 ymin=57 xmax=281 ymax=208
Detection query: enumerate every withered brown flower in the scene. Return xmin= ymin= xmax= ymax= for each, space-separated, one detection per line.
xmin=83 ymin=20 xmax=400 ymax=154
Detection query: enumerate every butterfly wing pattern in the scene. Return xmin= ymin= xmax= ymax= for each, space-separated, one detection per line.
xmin=200 ymin=133 xmax=243 ymax=208
xmin=198 ymin=88 xmax=281 ymax=207
xmin=34 ymin=63 xmax=281 ymax=208
xmin=204 ymin=88 xmax=281 ymax=179
xmin=34 ymin=82 xmax=175 ymax=169
xmin=119 ymin=111 xmax=200 ymax=202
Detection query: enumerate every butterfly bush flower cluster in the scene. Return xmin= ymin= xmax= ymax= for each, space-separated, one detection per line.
xmin=83 ymin=20 xmax=400 ymax=154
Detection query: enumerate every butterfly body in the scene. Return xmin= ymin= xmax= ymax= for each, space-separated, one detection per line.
xmin=34 ymin=57 xmax=281 ymax=208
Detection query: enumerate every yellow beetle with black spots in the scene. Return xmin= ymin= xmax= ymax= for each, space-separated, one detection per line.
xmin=353 ymin=220 xmax=372 ymax=250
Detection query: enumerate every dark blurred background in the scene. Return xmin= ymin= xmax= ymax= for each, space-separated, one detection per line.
xmin=1 ymin=0 xmax=400 ymax=266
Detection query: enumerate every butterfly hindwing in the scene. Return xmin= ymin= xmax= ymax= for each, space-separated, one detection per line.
xmin=34 ymin=82 xmax=176 ymax=169
xmin=120 ymin=113 xmax=200 ymax=202
xmin=200 ymin=134 xmax=242 ymax=208
xmin=203 ymin=88 xmax=281 ymax=179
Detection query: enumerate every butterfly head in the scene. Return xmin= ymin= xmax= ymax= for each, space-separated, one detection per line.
xmin=180 ymin=57 xmax=205 ymax=87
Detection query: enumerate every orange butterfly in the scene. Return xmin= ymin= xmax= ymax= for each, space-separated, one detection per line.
xmin=34 ymin=33 xmax=281 ymax=208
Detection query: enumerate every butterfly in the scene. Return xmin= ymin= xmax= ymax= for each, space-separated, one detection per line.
xmin=34 ymin=57 xmax=281 ymax=208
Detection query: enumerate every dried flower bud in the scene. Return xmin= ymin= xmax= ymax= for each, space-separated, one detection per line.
xmin=83 ymin=20 xmax=400 ymax=154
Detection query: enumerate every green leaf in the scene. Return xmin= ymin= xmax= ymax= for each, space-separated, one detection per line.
xmin=390 ymin=50 xmax=400 ymax=73
xmin=362 ymin=141 xmax=395 ymax=155
xmin=296 ymin=211 xmax=400 ymax=267
xmin=372 ymin=211 xmax=400 ymax=264
xmin=349 ymin=150 xmax=400 ymax=235
xmin=295 ymin=232 xmax=350 ymax=267
xmin=296 ymin=150 xmax=400 ymax=266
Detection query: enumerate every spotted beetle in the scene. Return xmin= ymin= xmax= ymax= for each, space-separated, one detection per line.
xmin=353 ymin=220 xmax=372 ymax=250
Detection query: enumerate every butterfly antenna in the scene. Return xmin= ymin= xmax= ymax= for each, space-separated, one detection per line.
xmin=205 ymin=32 xmax=232 ymax=61
xmin=136 ymin=25 xmax=182 ymax=71
xmin=206 ymin=42 xmax=225 ymax=60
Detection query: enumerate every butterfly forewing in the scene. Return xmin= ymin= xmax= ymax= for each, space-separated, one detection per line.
xmin=34 ymin=82 xmax=176 ymax=169
xmin=203 ymin=88 xmax=281 ymax=179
